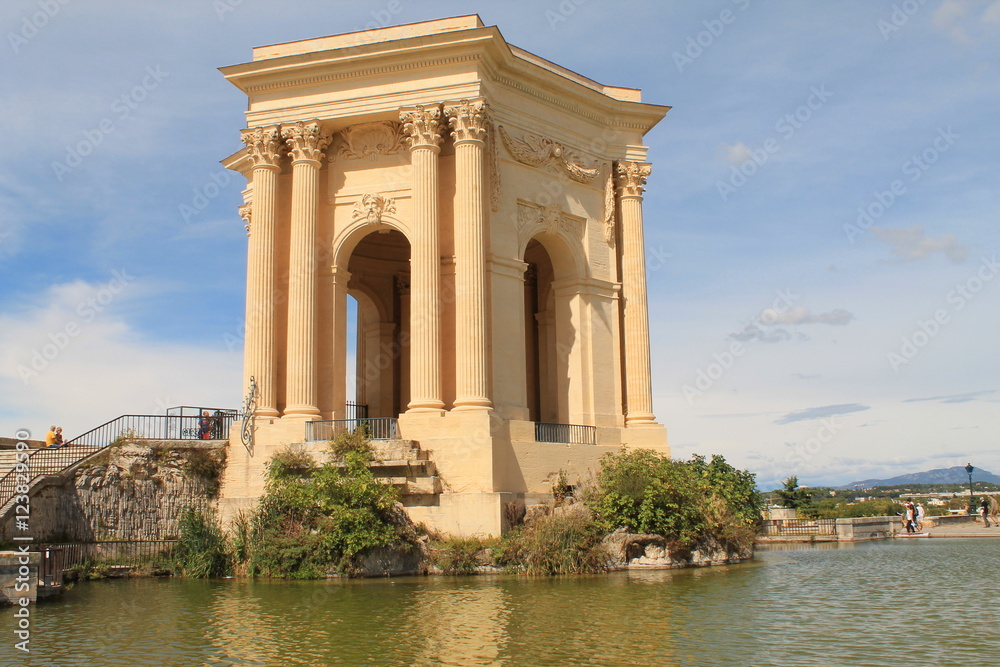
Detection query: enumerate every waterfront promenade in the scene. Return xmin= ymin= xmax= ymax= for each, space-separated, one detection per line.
xmin=920 ymin=519 xmax=1000 ymax=538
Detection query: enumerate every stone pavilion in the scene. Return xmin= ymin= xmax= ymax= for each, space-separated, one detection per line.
xmin=219 ymin=15 xmax=669 ymax=535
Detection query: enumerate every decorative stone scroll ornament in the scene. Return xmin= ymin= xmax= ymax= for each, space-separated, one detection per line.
xmin=614 ymin=160 xmax=652 ymax=198
xmin=399 ymin=104 xmax=445 ymax=149
xmin=240 ymin=125 xmax=283 ymax=167
xmin=603 ymin=164 xmax=616 ymax=246
xmin=281 ymin=121 xmax=331 ymax=162
xmin=238 ymin=203 xmax=252 ymax=237
xmin=497 ymin=125 xmax=600 ymax=183
xmin=444 ymin=99 xmax=488 ymax=143
xmin=352 ymin=193 xmax=397 ymax=226
xmin=333 ymin=121 xmax=407 ymax=161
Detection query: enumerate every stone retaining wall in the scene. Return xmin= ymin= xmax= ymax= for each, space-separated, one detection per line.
xmin=0 ymin=441 xmax=225 ymax=543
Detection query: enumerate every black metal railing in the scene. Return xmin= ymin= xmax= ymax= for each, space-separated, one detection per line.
xmin=759 ymin=518 xmax=837 ymax=537
xmin=306 ymin=418 xmax=399 ymax=441
xmin=40 ymin=540 xmax=178 ymax=579
xmin=535 ymin=422 xmax=597 ymax=445
xmin=345 ymin=402 xmax=369 ymax=420
xmin=0 ymin=412 xmax=238 ymax=513
xmin=164 ymin=407 xmax=240 ymax=439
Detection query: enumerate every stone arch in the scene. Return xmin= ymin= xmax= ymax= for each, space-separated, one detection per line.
xmin=521 ymin=234 xmax=581 ymax=424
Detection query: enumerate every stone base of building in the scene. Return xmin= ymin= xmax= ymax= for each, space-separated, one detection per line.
xmin=220 ymin=412 xmax=667 ymax=537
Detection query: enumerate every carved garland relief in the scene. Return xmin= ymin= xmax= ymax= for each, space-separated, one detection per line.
xmin=497 ymin=125 xmax=600 ymax=184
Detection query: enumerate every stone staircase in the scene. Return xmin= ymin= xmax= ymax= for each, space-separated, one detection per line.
xmin=296 ymin=439 xmax=441 ymax=504
xmin=0 ymin=445 xmax=103 ymax=480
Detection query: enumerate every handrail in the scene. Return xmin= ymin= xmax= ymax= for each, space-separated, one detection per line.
xmin=0 ymin=412 xmax=237 ymax=512
xmin=306 ymin=418 xmax=398 ymax=441
xmin=535 ymin=422 xmax=597 ymax=445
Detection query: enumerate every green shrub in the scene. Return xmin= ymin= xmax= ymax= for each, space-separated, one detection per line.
xmin=182 ymin=448 xmax=227 ymax=496
xmin=329 ymin=428 xmax=374 ymax=460
xmin=241 ymin=434 xmax=410 ymax=578
xmin=430 ymin=537 xmax=496 ymax=574
xmin=588 ymin=450 xmax=761 ymax=554
xmin=174 ymin=508 xmax=231 ymax=578
xmin=499 ymin=511 xmax=608 ymax=575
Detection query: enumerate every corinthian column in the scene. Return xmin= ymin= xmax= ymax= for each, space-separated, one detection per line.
xmin=445 ymin=99 xmax=492 ymax=410
xmin=400 ymin=104 xmax=445 ymax=413
xmin=615 ymin=161 xmax=656 ymax=425
xmin=240 ymin=125 xmax=283 ymax=417
xmin=281 ymin=121 xmax=330 ymax=418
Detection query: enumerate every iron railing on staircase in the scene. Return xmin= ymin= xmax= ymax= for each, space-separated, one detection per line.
xmin=0 ymin=412 xmax=237 ymax=513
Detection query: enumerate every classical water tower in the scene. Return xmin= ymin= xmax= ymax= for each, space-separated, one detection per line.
xmin=219 ymin=16 xmax=669 ymax=535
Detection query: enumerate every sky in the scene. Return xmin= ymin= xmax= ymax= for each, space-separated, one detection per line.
xmin=1 ymin=0 xmax=997 ymax=489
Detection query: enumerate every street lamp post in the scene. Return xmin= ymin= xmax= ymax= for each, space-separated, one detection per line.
xmin=965 ymin=462 xmax=975 ymax=510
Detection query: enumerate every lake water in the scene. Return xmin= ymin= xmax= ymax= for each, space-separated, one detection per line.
xmin=6 ymin=538 xmax=998 ymax=666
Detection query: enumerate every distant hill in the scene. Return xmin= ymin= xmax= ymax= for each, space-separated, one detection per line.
xmin=836 ymin=466 xmax=1000 ymax=490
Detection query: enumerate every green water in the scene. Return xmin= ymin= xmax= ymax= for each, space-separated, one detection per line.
xmin=5 ymin=539 xmax=997 ymax=666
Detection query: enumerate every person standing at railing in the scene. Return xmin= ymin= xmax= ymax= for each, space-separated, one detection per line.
xmin=198 ymin=411 xmax=212 ymax=440
xmin=45 ymin=425 xmax=57 ymax=447
xmin=211 ymin=410 xmax=224 ymax=439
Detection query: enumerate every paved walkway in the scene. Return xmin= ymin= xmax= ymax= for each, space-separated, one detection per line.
xmin=914 ymin=520 xmax=1000 ymax=538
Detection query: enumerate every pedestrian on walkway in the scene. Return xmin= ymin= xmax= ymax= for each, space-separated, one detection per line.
xmin=916 ymin=503 xmax=926 ymax=532
xmin=980 ymin=497 xmax=991 ymax=527
xmin=990 ymin=496 xmax=999 ymax=527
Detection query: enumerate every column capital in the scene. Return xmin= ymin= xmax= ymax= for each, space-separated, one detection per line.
xmin=241 ymin=125 xmax=284 ymax=169
xmin=444 ymin=98 xmax=488 ymax=145
xmin=614 ymin=161 xmax=652 ymax=199
xmin=282 ymin=121 xmax=331 ymax=164
xmin=238 ymin=203 xmax=252 ymax=237
xmin=399 ymin=103 xmax=444 ymax=150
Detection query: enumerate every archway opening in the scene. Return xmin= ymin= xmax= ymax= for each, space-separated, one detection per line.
xmin=345 ymin=229 xmax=411 ymax=419
xmin=524 ymin=238 xmax=560 ymax=423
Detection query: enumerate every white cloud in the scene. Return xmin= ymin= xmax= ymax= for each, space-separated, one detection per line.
xmin=720 ymin=141 xmax=753 ymax=164
xmin=984 ymin=0 xmax=1000 ymax=24
xmin=0 ymin=280 xmax=240 ymax=440
xmin=759 ymin=306 xmax=854 ymax=326
xmin=872 ymin=225 xmax=968 ymax=263
xmin=933 ymin=0 xmax=973 ymax=42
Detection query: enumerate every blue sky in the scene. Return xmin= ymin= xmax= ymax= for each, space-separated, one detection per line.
xmin=1 ymin=0 xmax=997 ymax=489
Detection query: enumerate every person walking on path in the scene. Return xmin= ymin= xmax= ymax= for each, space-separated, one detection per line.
xmin=980 ymin=497 xmax=991 ymax=527
xmin=916 ymin=503 xmax=926 ymax=532
xmin=904 ymin=500 xmax=916 ymax=533
xmin=990 ymin=496 xmax=999 ymax=527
